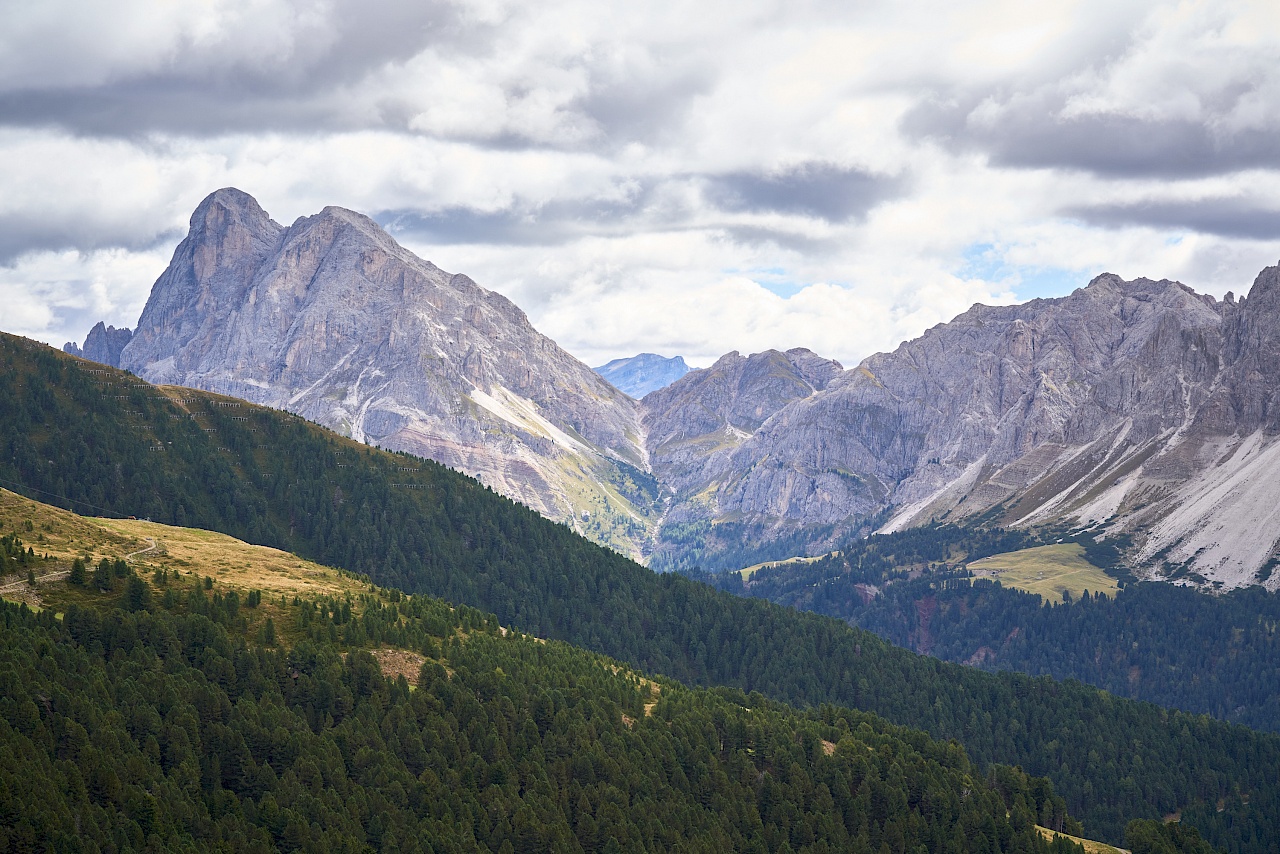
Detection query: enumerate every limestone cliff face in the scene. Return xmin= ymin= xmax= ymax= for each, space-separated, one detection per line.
xmin=639 ymin=348 xmax=843 ymax=569
xmin=643 ymin=270 xmax=1280 ymax=588
xmin=121 ymin=189 xmax=654 ymax=559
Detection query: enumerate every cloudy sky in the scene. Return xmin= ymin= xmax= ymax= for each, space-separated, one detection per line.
xmin=2 ymin=0 xmax=1278 ymax=368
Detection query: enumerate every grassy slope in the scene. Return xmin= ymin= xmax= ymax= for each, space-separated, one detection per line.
xmin=1038 ymin=827 xmax=1125 ymax=854
xmin=739 ymin=551 xmax=840 ymax=581
xmin=968 ymin=544 xmax=1119 ymax=603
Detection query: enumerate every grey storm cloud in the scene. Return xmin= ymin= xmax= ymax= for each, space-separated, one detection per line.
xmin=1065 ymin=199 xmax=1280 ymax=241
xmin=0 ymin=215 xmax=180 ymax=266
xmin=376 ymin=162 xmax=904 ymax=250
xmin=704 ymin=163 xmax=904 ymax=222
xmin=572 ymin=61 xmax=716 ymax=149
xmin=903 ymin=90 xmax=1280 ymax=180
xmin=0 ymin=82 xmax=346 ymax=139
xmin=0 ymin=1 xmax=488 ymax=138
xmin=379 ymin=207 xmax=585 ymax=247
xmin=377 ymin=191 xmax=658 ymax=247
xmin=0 ymin=0 xmax=717 ymax=154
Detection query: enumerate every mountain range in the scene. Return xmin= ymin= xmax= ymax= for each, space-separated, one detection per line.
xmin=68 ymin=188 xmax=1280 ymax=588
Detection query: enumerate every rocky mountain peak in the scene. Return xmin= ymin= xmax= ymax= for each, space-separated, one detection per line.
xmin=1244 ymin=262 xmax=1280 ymax=308
xmin=783 ymin=347 xmax=843 ymax=390
xmin=593 ymin=353 xmax=692 ymax=398
xmin=644 ymin=347 xmax=839 ymax=444
xmin=116 ymin=189 xmax=653 ymax=560
xmin=641 ymin=346 xmax=845 ymax=550
xmin=1079 ymin=271 xmax=1125 ymax=294
xmin=189 ymin=187 xmax=281 ymax=249
xmin=62 ymin=321 xmax=133 ymax=368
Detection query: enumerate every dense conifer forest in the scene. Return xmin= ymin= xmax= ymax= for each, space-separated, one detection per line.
xmin=2 ymin=559 xmax=1090 ymax=851
xmin=709 ymin=526 xmax=1280 ymax=733
xmin=0 ymin=332 xmax=1275 ymax=850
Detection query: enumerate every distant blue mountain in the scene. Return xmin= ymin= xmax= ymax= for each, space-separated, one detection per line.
xmin=594 ymin=353 xmax=692 ymax=398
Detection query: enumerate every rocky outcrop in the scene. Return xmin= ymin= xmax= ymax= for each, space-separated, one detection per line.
xmin=119 ymin=188 xmax=655 ymax=559
xmin=643 ymin=269 xmax=1280 ymax=588
xmin=594 ymin=353 xmax=691 ymax=398
xmin=63 ymin=322 xmax=133 ymax=367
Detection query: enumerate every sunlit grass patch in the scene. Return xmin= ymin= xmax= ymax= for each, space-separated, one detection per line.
xmin=969 ymin=543 xmax=1118 ymax=603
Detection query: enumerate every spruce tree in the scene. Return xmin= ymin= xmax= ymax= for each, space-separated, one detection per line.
xmin=124 ymin=575 xmax=150 ymax=611
xmin=92 ymin=557 xmax=112 ymax=592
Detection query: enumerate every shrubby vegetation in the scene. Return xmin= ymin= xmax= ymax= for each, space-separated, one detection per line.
xmin=0 ymin=333 xmax=1272 ymax=849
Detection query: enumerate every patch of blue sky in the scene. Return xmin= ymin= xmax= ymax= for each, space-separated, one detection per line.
xmin=958 ymin=243 xmax=1096 ymax=303
xmin=723 ymin=266 xmax=807 ymax=298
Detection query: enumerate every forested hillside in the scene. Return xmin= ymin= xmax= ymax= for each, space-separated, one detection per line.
xmin=713 ymin=527 xmax=1280 ymax=733
xmin=1 ymin=538 xmax=1088 ymax=852
xmin=1 ymin=332 xmax=1276 ymax=849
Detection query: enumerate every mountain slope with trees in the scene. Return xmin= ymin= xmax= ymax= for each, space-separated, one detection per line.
xmin=710 ymin=526 xmax=1280 ymax=733
xmin=2 ymin=521 xmax=1088 ymax=853
xmin=0 ymin=331 xmax=1275 ymax=849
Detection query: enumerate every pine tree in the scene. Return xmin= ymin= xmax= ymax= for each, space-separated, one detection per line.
xmin=92 ymin=557 xmax=113 ymax=592
xmin=124 ymin=575 xmax=150 ymax=611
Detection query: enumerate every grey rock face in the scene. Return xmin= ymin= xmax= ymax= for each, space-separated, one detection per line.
xmin=593 ymin=353 xmax=691 ymax=398
xmin=644 ymin=347 xmax=842 ymax=491
xmin=64 ymin=322 xmax=133 ymax=367
xmin=640 ymin=348 xmax=843 ymax=568
xmin=641 ymin=269 xmax=1280 ymax=587
xmin=121 ymin=188 xmax=654 ymax=559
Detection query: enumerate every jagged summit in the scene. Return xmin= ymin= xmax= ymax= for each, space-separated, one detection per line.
xmin=119 ymin=189 xmax=655 ymax=560
xmin=62 ymin=321 xmax=133 ymax=367
xmin=196 ymin=186 xmax=270 ymax=214
xmin=1244 ymin=261 xmax=1280 ymax=308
